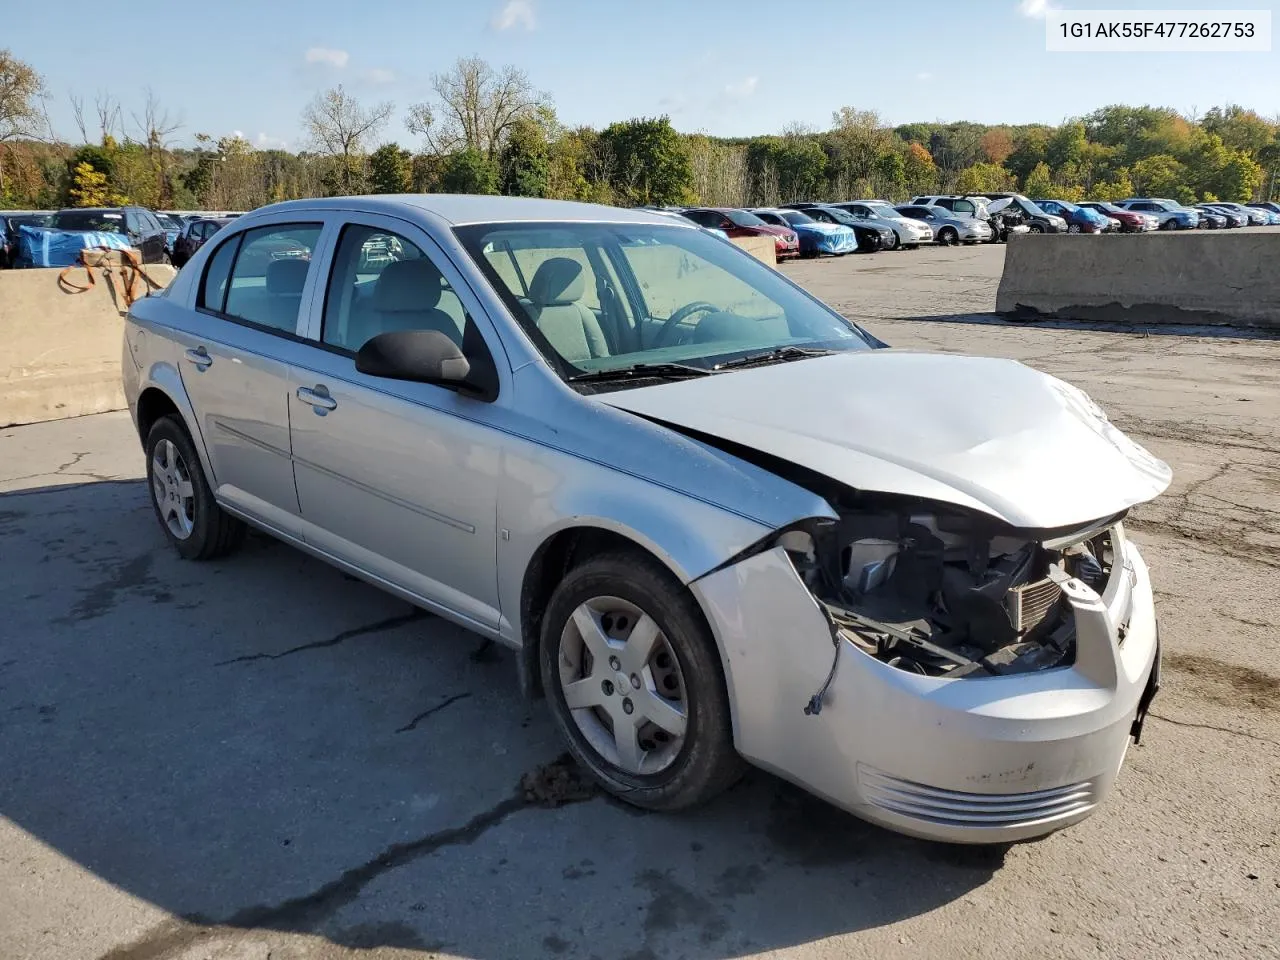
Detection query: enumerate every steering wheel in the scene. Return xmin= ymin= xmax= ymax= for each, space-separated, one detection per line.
xmin=654 ymin=301 xmax=720 ymax=347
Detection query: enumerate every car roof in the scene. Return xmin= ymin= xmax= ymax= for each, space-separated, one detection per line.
xmin=237 ymin=194 xmax=676 ymax=227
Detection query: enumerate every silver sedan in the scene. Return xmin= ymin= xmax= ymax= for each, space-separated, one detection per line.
xmin=123 ymin=196 xmax=1168 ymax=843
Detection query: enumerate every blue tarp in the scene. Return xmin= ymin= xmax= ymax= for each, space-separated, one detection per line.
xmin=15 ymin=225 xmax=133 ymax=268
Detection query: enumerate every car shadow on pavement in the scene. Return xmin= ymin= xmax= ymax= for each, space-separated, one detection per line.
xmin=910 ymin=311 xmax=1280 ymax=340
xmin=1 ymin=478 xmax=1007 ymax=959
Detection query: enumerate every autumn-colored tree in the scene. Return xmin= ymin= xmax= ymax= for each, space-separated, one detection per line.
xmin=0 ymin=49 xmax=47 ymax=199
xmin=979 ymin=128 xmax=1013 ymax=165
xmin=67 ymin=161 xmax=111 ymax=206
xmin=902 ymin=142 xmax=937 ymax=195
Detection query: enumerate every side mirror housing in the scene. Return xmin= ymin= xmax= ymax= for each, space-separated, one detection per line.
xmin=355 ymin=329 xmax=493 ymax=400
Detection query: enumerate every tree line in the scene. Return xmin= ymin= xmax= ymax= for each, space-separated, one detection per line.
xmin=2 ymin=49 xmax=1277 ymax=213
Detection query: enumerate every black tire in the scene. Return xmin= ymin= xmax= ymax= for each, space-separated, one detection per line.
xmin=938 ymin=226 xmax=959 ymax=245
xmin=1159 ymin=219 xmax=1176 ymax=231
xmin=145 ymin=415 xmax=245 ymax=560
xmin=1027 ymin=223 xmax=1045 ymax=235
xmin=884 ymin=231 xmax=900 ymax=251
xmin=540 ymin=550 xmax=744 ymax=811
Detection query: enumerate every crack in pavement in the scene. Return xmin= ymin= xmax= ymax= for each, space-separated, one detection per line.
xmin=214 ymin=610 xmax=429 ymax=666
xmin=1148 ymin=712 xmax=1280 ymax=747
xmin=395 ymin=692 xmax=472 ymax=733
xmin=96 ymin=783 xmax=575 ymax=960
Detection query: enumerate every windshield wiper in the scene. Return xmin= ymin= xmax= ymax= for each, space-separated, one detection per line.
xmin=566 ymin=362 xmax=715 ymax=384
xmin=712 ymin=346 xmax=834 ymax=371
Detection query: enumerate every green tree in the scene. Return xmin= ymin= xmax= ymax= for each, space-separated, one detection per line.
xmin=439 ymin=148 xmax=499 ymax=194
xmin=1213 ymin=151 xmax=1264 ymax=201
xmin=1130 ymin=154 xmax=1187 ymax=197
xmin=873 ymin=151 xmax=906 ymax=200
xmin=1006 ymin=127 xmax=1050 ymax=182
xmin=368 ymin=142 xmax=412 ymax=193
xmin=597 ymin=116 xmax=693 ymax=206
xmin=1046 ymin=121 xmax=1086 ymax=170
xmin=1022 ymin=161 xmax=1054 ymax=199
xmin=499 ymin=116 xmax=550 ymax=197
xmin=746 ymin=135 xmax=827 ymax=204
xmin=1202 ymin=104 xmax=1276 ymax=156
xmin=955 ymin=162 xmax=1014 ymax=194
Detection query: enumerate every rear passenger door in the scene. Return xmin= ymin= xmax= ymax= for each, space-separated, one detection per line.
xmin=286 ymin=215 xmax=506 ymax=630
xmin=175 ymin=219 xmax=327 ymax=531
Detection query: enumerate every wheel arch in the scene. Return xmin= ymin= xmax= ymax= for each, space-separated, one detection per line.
xmin=516 ymin=522 xmax=724 ymax=702
xmin=132 ymin=364 xmax=216 ymax=487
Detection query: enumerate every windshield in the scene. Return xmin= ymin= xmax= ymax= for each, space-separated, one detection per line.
xmin=1019 ymin=199 xmax=1053 ymax=218
xmin=155 ymin=213 xmax=180 ymax=229
xmin=724 ymin=209 xmax=767 ymax=227
xmin=49 ymin=211 xmax=127 ymax=234
xmin=779 ymin=210 xmax=815 ymax=225
xmin=863 ymin=203 xmax=900 ymax=219
xmin=1049 ymin=200 xmax=1080 ymax=213
xmin=455 ymin=222 xmax=874 ymax=384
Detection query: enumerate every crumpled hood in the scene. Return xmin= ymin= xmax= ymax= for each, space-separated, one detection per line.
xmin=596 ymin=351 xmax=1172 ymax=529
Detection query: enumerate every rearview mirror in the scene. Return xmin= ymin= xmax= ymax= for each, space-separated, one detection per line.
xmin=355 ymin=329 xmax=478 ymax=393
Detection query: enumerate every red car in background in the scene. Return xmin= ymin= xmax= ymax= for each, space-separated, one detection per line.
xmin=1077 ymin=201 xmax=1155 ymax=233
xmin=681 ymin=207 xmax=801 ymax=260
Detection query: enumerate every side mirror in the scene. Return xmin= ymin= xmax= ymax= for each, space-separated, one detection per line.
xmin=356 ymin=330 xmax=486 ymax=397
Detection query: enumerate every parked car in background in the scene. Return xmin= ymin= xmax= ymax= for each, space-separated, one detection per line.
xmin=1078 ymin=201 xmax=1156 ymax=233
xmin=124 ymin=194 xmax=1168 ymax=844
xmin=1203 ymin=201 xmax=1269 ymax=225
xmin=645 ymin=208 xmax=731 ymax=241
xmin=1032 ymin=200 xmax=1111 ymax=234
xmin=171 ymin=217 xmax=233 ymax=267
xmin=751 ymin=208 xmax=859 ymax=255
xmin=1246 ymin=201 xmax=1280 ymax=220
xmin=1116 ymin=199 xmax=1199 ymax=230
xmin=45 ymin=206 xmax=170 ymax=262
xmin=893 ymin=205 xmax=992 ymax=244
xmin=1 ymin=211 xmax=49 ymax=268
xmin=155 ymin=212 xmax=183 ymax=254
xmin=825 ymin=200 xmax=933 ymax=249
xmin=1192 ymin=205 xmax=1236 ymax=228
xmin=782 ymin=204 xmax=895 ymax=252
xmin=681 ymin=207 xmax=800 ymax=260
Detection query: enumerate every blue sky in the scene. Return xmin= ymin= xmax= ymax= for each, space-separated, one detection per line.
xmin=7 ymin=0 xmax=1278 ymax=149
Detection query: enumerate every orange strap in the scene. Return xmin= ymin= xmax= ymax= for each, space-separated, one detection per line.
xmin=55 ymin=246 xmax=164 ymax=308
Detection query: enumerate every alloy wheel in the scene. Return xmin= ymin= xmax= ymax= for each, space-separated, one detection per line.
xmin=150 ymin=438 xmax=196 ymax=540
xmin=557 ymin=596 xmax=688 ymax=775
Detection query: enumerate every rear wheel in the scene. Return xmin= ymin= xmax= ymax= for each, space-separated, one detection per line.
xmin=540 ymin=551 xmax=743 ymax=811
xmin=145 ymin=415 xmax=245 ymax=560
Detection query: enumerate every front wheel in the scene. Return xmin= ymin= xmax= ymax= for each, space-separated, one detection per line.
xmin=540 ymin=551 xmax=744 ymax=811
xmin=145 ymin=415 xmax=246 ymax=560
xmin=884 ymin=232 xmax=900 ymax=251
xmin=1067 ymin=223 xmax=1082 ymax=234
xmin=1027 ymin=223 xmax=1044 ymax=235
xmin=938 ymin=226 xmax=959 ymax=245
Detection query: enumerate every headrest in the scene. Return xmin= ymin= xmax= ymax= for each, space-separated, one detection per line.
xmin=266 ymin=258 xmax=309 ymax=295
xmin=529 ymin=257 xmax=585 ymax=307
xmin=373 ymin=258 xmax=444 ymax=312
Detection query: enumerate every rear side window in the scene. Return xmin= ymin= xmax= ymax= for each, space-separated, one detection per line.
xmin=223 ymin=224 xmax=322 ymax=334
xmin=198 ymin=235 xmax=240 ymax=311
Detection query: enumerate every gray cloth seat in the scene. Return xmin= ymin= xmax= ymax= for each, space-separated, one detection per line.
xmin=347 ymin=258 xmax=462 ymax=350
xmin=527 ymin=258 xmax=608 ymax=362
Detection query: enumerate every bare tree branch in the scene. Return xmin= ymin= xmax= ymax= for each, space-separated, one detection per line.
xmin=407 ymin=56 xmax=549 ymax=159
xmin=302 ymin=85 xmax=393 ymax=193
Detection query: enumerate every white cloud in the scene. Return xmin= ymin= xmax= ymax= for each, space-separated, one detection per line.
xmin=362 ymin=67 xmax=395 ymax=84
xmin=304 ymin=47 xmax=350 ymax=68
xmin=917 ymin=71 xmax=933 ymax=81
xmin=723 ymin=76 xmax=759 ymax=98
xmin=256 ymin=133 xmax=289 ymax=149
xmin=491 ymin=0 xmax=535 ymax=31
xmin=1018 ymin=0 xmax=1058 ymax=17
xmin=232 ymin=129 xmax=244 ymax=139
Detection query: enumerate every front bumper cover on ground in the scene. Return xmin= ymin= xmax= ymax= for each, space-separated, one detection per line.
xmin=691 ymin=530 xmax=1158 ymax=844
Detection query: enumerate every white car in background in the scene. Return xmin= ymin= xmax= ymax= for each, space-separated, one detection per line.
xmin=829 ymin=200 xmax=935 ymax=250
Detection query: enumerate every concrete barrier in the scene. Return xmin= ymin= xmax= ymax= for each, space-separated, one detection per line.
xmin=1 ymin=263 xmax=176 ymax=428
xmin=731 ymin=235 xmax=777 ymax=266
xmin=996 ymin=232 xmax=1280 ymax=329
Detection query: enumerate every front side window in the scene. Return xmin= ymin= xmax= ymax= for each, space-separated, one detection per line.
xmin=221 ymin=224 xmax=322 ymax=333
xmin=455 ymin=222 xmax=873 ymax=382
xmin=322 ymin=223 xmax=469 ymax=352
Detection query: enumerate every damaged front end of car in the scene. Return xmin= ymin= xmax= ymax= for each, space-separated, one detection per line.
xmin=692 ymin=480 xmax=1161 ymax=844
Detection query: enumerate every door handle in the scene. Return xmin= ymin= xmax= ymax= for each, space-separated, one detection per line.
xmin=184 ymin=346 xmax=212 ymax=369
xmin=296 ymin=385 xmax=337 ymax=413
